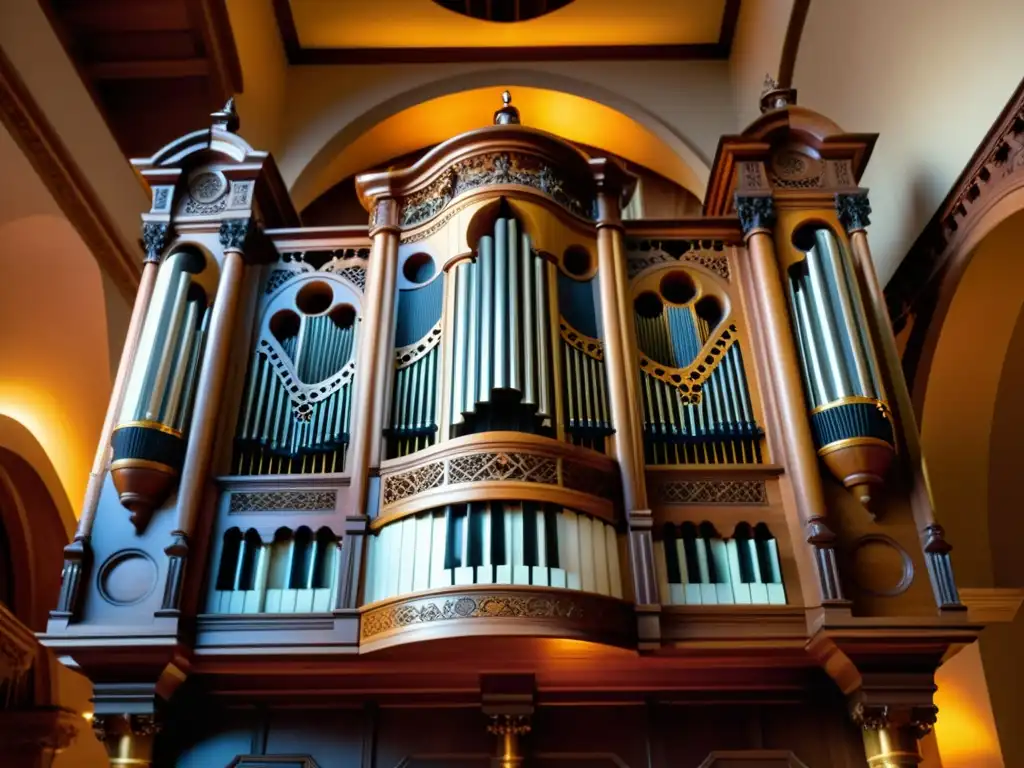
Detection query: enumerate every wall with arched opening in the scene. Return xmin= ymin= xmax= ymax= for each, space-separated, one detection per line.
xmin=917 ymin=208 xmax=1024 ymax=767
xmin=277 ymin=63 xmax=732 ymax=212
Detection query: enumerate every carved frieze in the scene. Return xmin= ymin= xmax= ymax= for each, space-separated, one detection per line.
xmin=448 ymin=452 xmax=559 ymax=485
xmin=399 ymin=151 xmax=590 ymax=227
xmin=625 ymin=239 xmax=731 ymax=281
xmin=381 ymin=462 xmax=446 ymax=506
xmin=657 ymin=480 xmax=767 ymax=505
xmin=228 ymin=490 xmax=337 ymax=513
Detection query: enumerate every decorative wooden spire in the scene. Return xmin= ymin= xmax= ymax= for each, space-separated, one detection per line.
xmin=211 ymin=97 xmax=240 ymax=133
xmin=494 ymin=90 xmax=521 ymax=125
xmin=760 ymin=73 xmax=798 ymax=113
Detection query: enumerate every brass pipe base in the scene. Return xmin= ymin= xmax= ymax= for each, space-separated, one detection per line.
xmin=862 ymin=725 xmax=924 ymax=768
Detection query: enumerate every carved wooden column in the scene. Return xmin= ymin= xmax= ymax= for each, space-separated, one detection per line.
xmin=336 ymin=198 xmax=400 ymax=609
xmin=836 ymin=192 xmax=961 ymax=609
xmin=737 ymin=194 xmax=845 ymax=605
xmin=51 ymin=223 xmax=166 ymax=623
xmin=159 ymin=219 xmax=251 ymax=614
xmin=591 ymin=158 xmax=659 ymax=642
xmin=92 ymin=714 xmax=160 ymax=768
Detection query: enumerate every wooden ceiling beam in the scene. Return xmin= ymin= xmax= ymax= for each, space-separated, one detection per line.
xmin=184 ymin=0 xmax=243 ymax=101
xmin=57 ymin=0 xmax=192 ymax=33
xmin=87 ymin=58 xmax=210 ymax=80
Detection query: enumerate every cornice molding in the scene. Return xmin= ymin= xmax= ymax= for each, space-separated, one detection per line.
xmin=887 ymin=76 xmax=1024 ymax=332
xmin=0 ymin=47 xmax=141 ymax=300
xmin=958 ymin=587 xmax=1024 ymax=624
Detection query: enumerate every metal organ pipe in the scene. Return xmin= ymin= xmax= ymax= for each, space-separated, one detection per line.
xmin=787 ymin=226 xmax=895 ymax=506
xmin=450 ymin=216 xmax=554 ymax=435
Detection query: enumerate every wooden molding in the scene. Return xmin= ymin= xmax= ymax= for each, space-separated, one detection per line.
xmin=0 ymin=47 xmax=141 ymax=300
xmin=958 ymin=587 xmax=1024 ymax=624
xmin=272 ymin=0 xmax=741 ymax=65
xmin=887 ymin=76 xmax=1024 ymax=391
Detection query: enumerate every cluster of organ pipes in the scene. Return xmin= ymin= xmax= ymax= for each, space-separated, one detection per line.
xmin=561 ymin=340 xmax=613 ymax=452
xmin=363 ymin=503 xmax=622 ymax=605
xmin=119 ymin=249 xmax=210 ymax=432
xmin=389 ymin=262 xmax=443 ymax=458
xmin=655 ymin=522 xmax=785 ymax=606
xmin=211 ymin=526 xmax=339 ymax=614
xmin=233 ymin=283 xmax=358 ymax=476
xmin=449 ymin=213 xmax=555 ymax=436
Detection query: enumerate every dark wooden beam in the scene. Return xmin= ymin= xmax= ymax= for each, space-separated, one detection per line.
xmin=272 ymin=0 xmax=739 ymax=65
xmin=777 ymin=0 xmax=810 ymax=87
xmin=88 ymin=58 xmax=210 ymax=80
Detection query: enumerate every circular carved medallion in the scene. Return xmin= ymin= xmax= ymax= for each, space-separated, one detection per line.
xmin=98 ymin=550 xmax=158 ymax=606
xmin=850 ymin=535 xmax=913 ymax=597
xmin=189 ymin=171 xmax=227 ymax=204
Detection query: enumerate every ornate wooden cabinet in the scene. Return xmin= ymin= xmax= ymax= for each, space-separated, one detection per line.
xmin=41 ymin=87 xmax=979 ymax=768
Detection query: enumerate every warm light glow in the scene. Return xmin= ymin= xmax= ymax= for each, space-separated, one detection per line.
xmin=291 ymin=0 xmax=725 ymax=49
xmin=308 ymin=85 xmax=703 ymax=211
xmin=933 ymin=644 xmax=1004 ymax=767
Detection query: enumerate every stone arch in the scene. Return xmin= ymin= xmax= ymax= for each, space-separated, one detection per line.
xmin=281 ymin=67 xmax=714 ymax=213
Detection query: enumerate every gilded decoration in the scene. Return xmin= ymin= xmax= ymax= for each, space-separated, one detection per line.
xmin=625 ymin=239 xmax=731 ymax=281
xmin=268 ymin=249 xmax=370 ymax=295
xmin=381 ymin=461 xmax=446 ymax=506
xmin=559 ymin=320 xmax=604 ymax=361
xmin=360 ymin=591 xmax=585 ymax=639
xmin=448 ymin=452 xmax=559 ymax=485
xmin=399 ymin=151 xmax=589 ymax=227
xmin=228 ymin=490 xmax=337 ymax=513
xmin=658 ymin=480 xmax=768 ymax=505
xmin=638 ymin=324 xmax=741 ymax=402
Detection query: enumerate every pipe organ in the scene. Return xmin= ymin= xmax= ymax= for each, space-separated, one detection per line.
xmin=59 ymin=91 xmax=972 ymax=768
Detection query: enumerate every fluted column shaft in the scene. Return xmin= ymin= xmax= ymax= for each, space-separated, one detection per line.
xmin=737 ymin=195 xmax=844 ymax=605
xmin=337 ymin=199 xmax=400 ymax=609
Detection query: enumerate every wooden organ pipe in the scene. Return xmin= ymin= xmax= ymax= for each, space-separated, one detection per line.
xmin=450 ymin=215 xmax=554 ymax=435
xmin=787 ymin=227 xmax=894 ymax=507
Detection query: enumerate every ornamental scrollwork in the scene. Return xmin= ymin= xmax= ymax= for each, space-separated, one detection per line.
xmin=141 ymin=222 xmax=169 ymax=263
xmin=228 ymin=490 xmax=337 ymax=513
xmin=659 ymin=480 xmax=767 ymax=505
xmin=624 ymin=239 xmax=730 ymax=281
xmin=400 ymin=151 xmax=590 ymax=227
xmin=381 ymin=461 xmax=446 ymax=506
xmin=448 ymin=452 xmax=558 ymax=485
xmin=219 ymin=218 xmax=253 ymax=250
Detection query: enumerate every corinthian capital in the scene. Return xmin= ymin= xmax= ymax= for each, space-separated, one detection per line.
xmin=734 ymin=194 xmax=776 ymax=236
xmin=836 ymin=192 xmax=872 ymax=233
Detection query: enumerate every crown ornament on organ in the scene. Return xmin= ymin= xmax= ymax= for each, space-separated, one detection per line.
xmin=760 ymin=73 xmax=798 ymax=114
xmin=211 ymin=96 xmax=240 ymax=133
xmin=494 ymin=90 xmax=521 ymax=125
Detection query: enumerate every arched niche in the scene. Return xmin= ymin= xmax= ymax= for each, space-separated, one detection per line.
xmin=0 ymin=431 xmax=69 ymax=629
xmin=282 ymin=74 xmax=712 ymax=212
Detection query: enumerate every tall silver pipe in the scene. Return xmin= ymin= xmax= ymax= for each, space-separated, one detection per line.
xmin=803 ymin=245 xmax=852 ymax=399
xmin=410 ymin=357 xmax=424 ymax=432
xmin=145 ymin=269 xmax=192 ymax=420
xmin=563 ymin=345 xmax=576 ymax=427
xmin=521 ymin=233 xmax=536 ymax=406
xmin=451 ymin=265 xmax=468 ymax=423
xmin=161 ymin=299 xmax=200 ymax=426
xmin=534 ymin=250 xmax=551 ymax=418
xmin=425 ymin=346 xmax=438 ymax=431
xmin=817 ymin=230 xmax=874 ymax=397
xmin=479 ymin=234 xmax=494 ymax=399
xmin=508 ymin=218 xmax=521 ymax=393
xmin=240 ymin=353 xmax=262 ymax=440
xmin=790 ymin=281 xmax=829 ymax=408
xmin=466 ymin=259 xmax=480 ymax=415
xmin=494 ymin=219 xmax=509 ymax=390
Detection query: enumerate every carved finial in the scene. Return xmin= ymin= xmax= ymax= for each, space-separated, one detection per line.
xmin=759 ymin=73 xmax=798 ymax=114
xmin=211 ymin=97 xmax=240 ymax=133
xmin=494 ymin=90 xmax=521 ymax=125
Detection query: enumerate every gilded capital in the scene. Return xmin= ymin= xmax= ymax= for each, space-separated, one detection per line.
xmin=837 ymin=192 xmax=872 ymax=233
xmin=369 ymin=198 xmax=400 ymax=234
xmin=734 ymin=194 xmax=776 ymax=236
